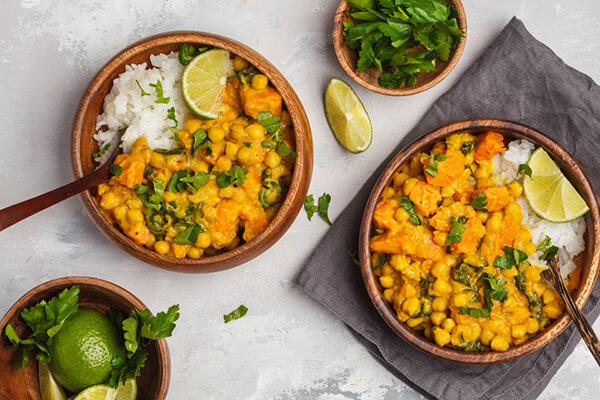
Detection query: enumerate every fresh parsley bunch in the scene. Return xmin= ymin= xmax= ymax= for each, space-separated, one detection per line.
xmin=342 ymin=0 xmax=464 ymax=88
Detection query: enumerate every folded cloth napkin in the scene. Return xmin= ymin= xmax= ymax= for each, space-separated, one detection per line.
xmin=294 ymin=17 xmax=600 ymax=400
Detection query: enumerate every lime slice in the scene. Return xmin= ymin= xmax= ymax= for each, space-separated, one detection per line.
xmin=523 ymin=147 xmax=589 ymax=222
xmin=325 ymin=78 xmax=372 ymax=153
xmin=72 ymin=385 xmax=116 ymax=400
xmin=116 ymin=379 xmax=137 ymax=400
xmin=39 ymin=361 xmax=67 ymax=400
xmin=182 ymin=48 xmax=233 ymax=119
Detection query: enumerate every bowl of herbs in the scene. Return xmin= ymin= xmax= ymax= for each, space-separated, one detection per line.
xmin=0 ymin=277 xmax=177 ymax=399
xmin=333 ymin=0 xmax=467 ymax=96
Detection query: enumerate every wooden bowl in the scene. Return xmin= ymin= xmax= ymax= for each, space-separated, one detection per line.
xmin=333 ymin=0 xmax=467 ymax=96
xmin=0 ymin=276 xmax=170 ymax=399
xmin=71 ymin=31 xmax=313 ymax=272
xmin=359 ymin=119 xmax=600 ymax=363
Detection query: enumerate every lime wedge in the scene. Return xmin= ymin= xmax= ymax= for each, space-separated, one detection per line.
xmin=523 ymin=147 xmax=589 ymax=222
xmin=325 ymin=78 xmax=372 ymax=153
xmin=72 ymin=385 xmax=116 ymax=400
xmin=182 ymin=48 xmax=233 ymax=119
xmin=39 ymin=361 xmax=67 ymax=400
xmin=116 ymin=379 xmax=137 ymax=400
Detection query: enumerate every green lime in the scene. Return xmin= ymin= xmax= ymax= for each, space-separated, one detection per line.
xmin=72 ymin=385 xmax=116 ymax=400
xmin=182 ymin=48 xmax=233 ymax=119
xmin=324 ymin=78 xmax=372 ymax=153
xmin=115 ymin=379 xmax=137 ymax=400
xmin=47 ymin=309 xmax=126 ymax=393
xmin=523 ymin=147 xmax=589 ymax=222
xmin=39 ymin=361 xmax=67 ymax=400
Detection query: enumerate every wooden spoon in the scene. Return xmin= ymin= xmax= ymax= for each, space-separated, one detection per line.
xmin=543 ymin=256 xmax=600 ymax=365
xmin=0 ymin=146 xmax=120 ymax=232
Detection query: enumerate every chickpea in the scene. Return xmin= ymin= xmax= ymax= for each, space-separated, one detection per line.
xmin=184 ymin=118 xmax=203 ymax=134
xmin=511 ymin=324 xmax=527 ymax=339
xmin=195 ymin=232 xmax=212 ymax=248
xmin=208 ymin=127 xmax=226 ymax=143
xmin=126 ymin=209 xmax=144 ymax=225
xmin=113 ymin=204 xmax=127 ymax=221
xmin=433 ymin=327 xmax=451 ymax=347
xmin=504 ymin=202 xmax=522 ymax=218
xmin=441 ymin=185 xmax=455 ymax=198
xmin=230 ymin=124 xmax=247 ymax=141
xmin=406 ymin=317 xmax=424 ymax=328
xmin=490 ymin=335 xmax=510 ymax=352
xmin=524 ymin=266 xmax=541 ymax=283
xmin=477 ymin=210 xmax=489 ymax=223
xmin=433 ymin=231 xmax=448 ymax=247
xmin=543 ymin=304 xmax=563 ymax=319
xmin=441 ymin=318 xmax=456 ymax=332
xmin=380 ymin=275 xmax=395 ymax=288
xmin=251 ymin=74 xmax=269 ymax=90
xmin=451 ymin=292 xmax=471 ymax=308
xmin=393 ymin=173 xmax=409 ymax=188
xmin=220 ymin=186 xmax=234 ymax=198
xmin=430 ymin=311 xmax=446 ymax=326
xmin=526 ymin=318 xmax=540 ymax=334
xmin=403 ymin=178 xmax=418 ymax=196
xmin=480 ymin=329 xmax=495 ymax=346
xmin=463 ymin=324 xmax=481 ymax=342
xmin=236 ymin=146 xmax=254 ymax=165
xmin=543 ymin=288 xmax=558 ymax=304
xmin=402 ymin=297 xmax=421 ymax=316
xmin=525 ymin=242 xmax=537 ymax=255
xmin=154 ymin=241 xmax=170 ymax=255
xmin=382 ymin=187 xmax=395 ymax=199
xmin=433 ymin=278 xmax=452 ymax=295
xmin=188 ymin=247 xmax=203 ymax=259
xmin=145 ymin=233 xmax=156 ymax=249
xmin=215 ymin=155 xmax=232 ymax=171
xmin=431 ymin=261 xmax=450 ymax=279
xmin=100 ymin=192 xmax=119 ymax=210
xmin=383 ymin=288 xmax=395 ymax=303
xmin=246 ymin=123 xmax=265 ymax=140
xmin=232 ymin=55 xmax=248 ymax=70
xmin=486 ymin=213 xmax=503 ymax=233
xmin=508 ymin=180 xmax=523 ymax=198
xmin=511 ymin=307 xmax=531 ymax=324
xmin=432 ymin=296 xmax=448 ymax=312
xmin=264 ymin=151 xmax=281 ymax=169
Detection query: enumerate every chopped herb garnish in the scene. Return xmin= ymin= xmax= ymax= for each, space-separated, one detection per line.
xmin=109 ymin=164 xmax=122 ymax=176
xmin=445 ymin=216 xmax=467 ymax=244
xmin=318 ymin=193 xmax=332 ymax=225
xmin=376 ymin=254 xmax=387 ymax=268
xmin=459 ymin=306 xmax=490 ymax=318
xmin=149 ymin=80 xmax=170 ymax=104
xmin=213 ymin=165 xmax=247 ymax=188
xmin=261 ymin=141 xmax=275 ymax=149
xmin=493 ymin=246 xmax=528 ymax=269
xmin=257 ymin=111 xmax=280 ymax=135
xmin=92 ymin=143 xmax=111 ymax=159
xmin=166 ymin=171 xmax=190 ymax=193
xmin=467 ymin=193 xmax=488 ymax=212
xmin=118 ymin=127 xmax=127 ymax=137
xmin=540 ymin=245 xmax=559 ymax=262
xmin=180 ymin=173 xmax=210 ymax=191
xmin=348 ymin=248 xmax=360 ymax=267
xmin=460 ymin=141 xmax=475 ymax=155
xmin=304 ymin=194 xmax=317 ymax=221
xmin=178 ymin=43 xmax=197 ymax=66
xmin=149 ymin=177 xmax=164 ymax=205
xmin=537 ymin=236 xmax=552 ymax=251
xmin=135 ymin=80 xmax=150 ymax=97
xmin=276 ymin=141 xmax=298 ymax=158
xmin=154 ymin=148 xmax=184 ymax=155
xmin=242 ymin=142 xmax=251 ymax=147
xmin=482 ymin=273 xmax=508 ymax=306
xmin=224 ymin=305 xmax=248 ymax=323
xmin=517 ymin=163 xmax=532 ymax=178
xmin=399 ymin=196 xmax=420 ymax=225
xmin=167 ymin=107 xmax=178 ymax=132
xmin=424 ymin=152 xmax=447 ymax=178
xmin=192 ymin=129 xmax=212 ymax=157
xmin=174 ymin=224 xmax=202 ymax=245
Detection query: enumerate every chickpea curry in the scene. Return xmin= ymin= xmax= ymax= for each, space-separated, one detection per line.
xmin=369 ymin=131 xmax=580 ymax=352
xmin=95 ymin=55 xmax=296 ymax=259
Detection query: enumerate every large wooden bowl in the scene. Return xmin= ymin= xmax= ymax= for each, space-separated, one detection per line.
xmin=333 ymin=0 xmax=467 ymax=96
xmin=359 ymin=119 xmax=600 ymax=363
xmin=71 ymin=31 xmax=313 ymax=272
xmin=0 ymin=277 xmax=170 ymax=399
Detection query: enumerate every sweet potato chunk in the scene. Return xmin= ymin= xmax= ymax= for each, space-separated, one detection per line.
xmin=409 ymin=181 xmax=441 ymax=217
xmin=424 ymin=150 xmax=466 ymax=187
xmin=474 ymin=131 xmax=506 ymax=161
xmin=472 ymin=186 xmax=510 ymax=212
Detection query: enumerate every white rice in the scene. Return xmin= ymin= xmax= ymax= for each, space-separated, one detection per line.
xmin=93 ymin=52 xmax=187 ymax=163
xmin=493 ymin=139 xmax=586 ymax=278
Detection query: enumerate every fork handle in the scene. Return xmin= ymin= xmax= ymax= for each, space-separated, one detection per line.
xmin=546 ymin=262 xmax=600 ymax=366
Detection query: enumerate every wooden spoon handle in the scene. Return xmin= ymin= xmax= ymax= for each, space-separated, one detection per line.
xmin=546 ymin=261 xmax=600 ymax=366
xmin=0 ymin=170 xmax=107 ymax=232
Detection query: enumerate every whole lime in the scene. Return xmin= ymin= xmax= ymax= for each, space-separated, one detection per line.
xmin=47 ymin=308 xmax=126 ymax=393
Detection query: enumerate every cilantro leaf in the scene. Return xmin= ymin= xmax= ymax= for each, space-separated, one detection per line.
xmin=178 ymin=43 xmax=197 ymax=65
xmin=517 ymin=163 xmax=532 ymax=178
xmin=224 ymin=305 xmax=248 ymax=323
xmin=261 ymin=141 xmax=275 ymax=149
xmin=154 ymin=148 xmax=184 ymax=155
xmin=424 ymin=152 xmax=447 ymax=178
xmin=540 ymin=245 xmax=559 ymax=262
xmin=459 ymin=306 xmax=490 ymax=318
xmin=445 ymin=216 xmax=467 ymax=244
xmin=304 ymin=194 xmax=317 ymax=221
xmin=213 ymin=165 xmax=247 ymax=188
xmin=149 ymin=177 xmax=164 ymax=205
xmin=257 ymin=111 xmax=280 ymax=135
xmin=467 ymin=193 xmax=488 ymax=212
xmin=122 ymin=315 xmax=139 ymax=356
xmin=109 ymin=164 xmax=122 ymax=176
xmin=318 ymin=193 xmax=332 ymax=225
xmin=399 ymin=196 xmax=420 ymax=225
xmin=167 ymin=107 xmax=178 ymax=132
xmin=92 ymin=143 xmax=111 ymax=159
xmin=180 ymin=173 xmax=210 ymax=191
xmin=140 ymin=304 xmax=180 ymax=340
xmin=276 ymin=141 xmax=298 ymax=158
xmin=493 ymin=246 xmax=528 ymax=269
xmin=192 ymin=129 xmax=213 ymax=157
xmin=348 ymin=248 xmax=360 ymax=267
xmin=166 ymin=171 xmax=190 ymax=193
xmin=174 ymin=225 xmax=203 ymax=245
xmin=149 ymin=80 xmax=170 ymax=104
xmin=537 ymin=236 xmax=552 ymax=251
xmin=460 ymin=141 xmax=475 ymax=155
xmin=135 ymin=80 xmax=150 ymax=96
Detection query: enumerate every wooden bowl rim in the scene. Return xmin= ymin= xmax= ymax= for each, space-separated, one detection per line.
xmin=0 ymin=276 xmax=170 ymax=399
xmin=71 ymin=31 xmax=313 ymax=273
xmin=358 ymin=118 xmax=600 ymax=363
xmin=332 ymin=0 xmax=467 ymax=96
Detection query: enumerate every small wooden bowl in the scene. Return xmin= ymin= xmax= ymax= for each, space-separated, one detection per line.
xmin=359 ymin=119 xmax=600 ymax=363
xmin=71 ymin=31 xmax=313 ymax=272
xmin=0 ymin=277 xmax=170 ymax=399
xmin=333 ymin=0 xmax=467 ymax=96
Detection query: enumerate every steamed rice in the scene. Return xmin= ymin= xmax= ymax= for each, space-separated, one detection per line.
xmin=93 ymin=52 xmax=186 ymax=163
xmin=493 ymin=139 xmax=586 ymax=278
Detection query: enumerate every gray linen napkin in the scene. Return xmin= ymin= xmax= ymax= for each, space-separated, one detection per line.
xmin=294 ymin=17 xmax=600 ymax=400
